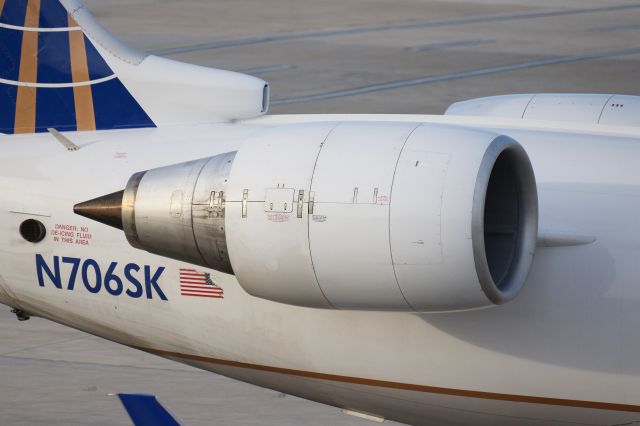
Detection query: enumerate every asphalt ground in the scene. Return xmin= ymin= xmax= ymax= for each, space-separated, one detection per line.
xmin=1 ymin=1 xmax=639 ymax=424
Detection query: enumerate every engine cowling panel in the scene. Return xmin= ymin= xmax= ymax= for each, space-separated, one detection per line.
xmin=76 ymin=122 xmax=538 ymax=312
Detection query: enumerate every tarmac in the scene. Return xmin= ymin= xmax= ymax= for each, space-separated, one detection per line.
xmin=1 ymin=0 xmax=640 ymax=424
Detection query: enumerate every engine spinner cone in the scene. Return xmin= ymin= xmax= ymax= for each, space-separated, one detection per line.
xmin=74 ymin=190 xmax=125 ymax=230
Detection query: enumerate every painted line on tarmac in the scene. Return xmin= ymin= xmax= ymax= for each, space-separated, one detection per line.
xmin=152 ymin=4 xmax=640 ymax=55
xmin=271 ymin=47 xmax=640 ymax=105
xmin=589 ymin=23 xmax=640 ymax=33
xmin=407 ymin=39 xmax=496 ymax=52
xmin=236 ymin=64 xmax=292 ymax=75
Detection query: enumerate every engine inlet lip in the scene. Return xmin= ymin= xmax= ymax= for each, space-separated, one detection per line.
xmin=471 ymin=136 xmax=538 ymax=305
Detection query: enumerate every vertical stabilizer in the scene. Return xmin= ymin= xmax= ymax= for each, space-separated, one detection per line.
xmin=0 ymin=0 xmax=268 ymax=135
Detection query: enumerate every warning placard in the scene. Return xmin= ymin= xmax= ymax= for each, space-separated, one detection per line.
xmin=51 ymin=224 xmax=92 ymax=246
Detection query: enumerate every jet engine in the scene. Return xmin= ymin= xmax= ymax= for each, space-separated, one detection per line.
xmin=75 ymin=122 xmax=538 ymax=312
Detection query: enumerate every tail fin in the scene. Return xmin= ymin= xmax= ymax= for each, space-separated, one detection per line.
xmin=117 ymin=393 xmax=181 ymax=426
xmin=0 ymin=0 xmax=268 ymax=135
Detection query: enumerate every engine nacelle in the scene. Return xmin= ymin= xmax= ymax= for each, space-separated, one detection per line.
xmin=77 ymin=122 xmax=538 ymax=312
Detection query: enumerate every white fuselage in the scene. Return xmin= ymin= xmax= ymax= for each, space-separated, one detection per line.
xmin=1 ymin=114 xmax=639 ymax=425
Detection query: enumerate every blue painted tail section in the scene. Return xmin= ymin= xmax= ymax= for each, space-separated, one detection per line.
xmin=118 ymin=393 xmax=181 ymax=426
xmin=0 ymin=0 xmax=155 ymax=134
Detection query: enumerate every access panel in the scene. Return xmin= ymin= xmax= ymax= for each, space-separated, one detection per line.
xmin=225 ymin=122 xmax=338 ymax=308
xmin=309 ymin=122 xmax=418 ymax=310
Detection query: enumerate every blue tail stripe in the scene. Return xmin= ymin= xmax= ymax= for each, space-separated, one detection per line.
xmin=37 ymin=31 xmax=72 ymax=83
xmin=117 ymin=394 xmax=181 ymax=426
xmin=0 ymin=83 xmax=18 ymax=134
xmin=85 ymin=35 xmax=115 ymax=80
xmin=0 ymin=77 xmax=156 ymax=134
xmin=92 ymin=78 xmax=155 ymax=130
xmin=0 ymin=0 xmax=27 ymax=27
xmin=35 ymin=87 xmax=77 ymax=132
xmin=38 ymin=0 xmax=69 ymax=28
xmin=0 ymin=27 xmax=25 ymax=81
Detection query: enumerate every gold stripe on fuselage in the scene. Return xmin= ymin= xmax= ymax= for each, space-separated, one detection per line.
xmin=14 ymin=0 xmax=40 ymax=134
xmin=68 ymin=15 xmax=96 ymax=131
xmin=142 ymin=346 xmax=640 ymax=414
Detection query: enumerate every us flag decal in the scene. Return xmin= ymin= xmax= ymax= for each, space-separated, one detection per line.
xmin=179 ymin=269 xmax=224 ymax=299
